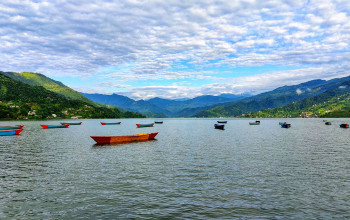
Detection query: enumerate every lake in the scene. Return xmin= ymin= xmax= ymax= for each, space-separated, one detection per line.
xmin=0 ymin=118 xmax=349 ymax=219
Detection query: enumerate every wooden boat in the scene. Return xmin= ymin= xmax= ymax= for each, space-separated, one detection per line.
xmin=100 ymin=122 xmax=121 ymax=125
xmin=281 ymin=122 xmax=291 ymax=128
xmin=214 ymin=124 xmax=225 ymax=130
xmin=60 ymin=122 xmax=82 ymax=125
xmin=136 ymin=123 xmax=154 ymax=128
xmin=340 ymin=124 xmax=349 ymax=128
xmin=154 ymin=121 xmax=163 ymax=124
xmin=217 ymin=121 xmax=227 ymax=123
xmin=0 ymin=129 xmax=23 ymax=136
xmin=91 ymin=132 xmax=159 ymax=144
xmin=249 ymin=121 xmax=260 ymax=125
xmin=0 ymin=125 xmax=24 ymax=130
xmin=41 ymin=124 xmax=69 ymax=129
xmin=325 ymin=122 xmax=332 ymax=125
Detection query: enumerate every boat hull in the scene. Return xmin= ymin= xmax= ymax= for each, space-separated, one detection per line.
xmin=0 ymin=129 xmax=22 ymax=136
xmin=91 ymin=132 xmax=159 ymax=144
xmin=214 ymin=124 xmax=225 ymax=130
xmin=325 ymin=122 xmax=332 ymax=125
xmin=136 ymin=123 xmax=154 ymax=128
xmin=100 ymin=122 xmax=121 ymax=125
xmin=61 ymin=122 xmax=82 ymax=125
xmin=281 ymin=124 xmax=291 ymax=128
xmin=0 ymin=125 xmax=24 ymax=130
xmin=340 ymin=124 xmax=349 ymax=128
xmin=41 ymin=124 xmax=69 ymax=129
xmin=217 ymin=121 xmax=227 ymax=123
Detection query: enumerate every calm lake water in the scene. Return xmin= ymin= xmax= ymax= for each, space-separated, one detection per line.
xmin=0 ymin=118 xmax=349 ymax=219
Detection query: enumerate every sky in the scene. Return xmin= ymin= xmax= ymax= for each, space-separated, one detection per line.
xmin=1 ymin=0 xmax=350 ymax=100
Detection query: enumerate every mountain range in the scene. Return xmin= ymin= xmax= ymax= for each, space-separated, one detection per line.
xmin=81 ymin=93 xmax=249 ymax=117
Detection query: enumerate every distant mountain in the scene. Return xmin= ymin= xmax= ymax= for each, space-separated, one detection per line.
xmin=81 ymin=93 xmax=169 ymax=117
xmin=82 ymin=93 xmax=247 ymax=117
xmin=245 ymin=79 xmax=350 ymax=118
xmin=194 ymin=76 xmax=350 ymax=117
xmin=1 ymin=71 xmax=93 ymax=104
xmin=0 ymin=73 xmax=144 ymax=119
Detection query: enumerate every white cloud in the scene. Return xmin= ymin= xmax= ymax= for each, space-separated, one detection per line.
xmin=0 ymin=0 xmax=350 ymax=98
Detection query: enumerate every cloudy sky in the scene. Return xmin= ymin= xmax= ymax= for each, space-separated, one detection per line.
xmin=1 ymin=0 xmax=350 ymax=99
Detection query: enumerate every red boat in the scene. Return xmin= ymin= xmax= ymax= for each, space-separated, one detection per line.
xmin=15 ymin=129 xmax=23 ymax=135
xmin=91 ymin=132 xmax=158 ymax=145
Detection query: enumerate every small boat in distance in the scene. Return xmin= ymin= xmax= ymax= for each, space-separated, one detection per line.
xmin=281 ymin=122 xmax=291 ymax=128
xmin=214 ymin=124 xmax=225 ymax=130
xmin=217 ymin=121 xmax=227 ymax=123
xmin=100 ymin=122 xmax=121 ymax=125
xmin=0 ymin=129 xmax=23 ymax=136
xmin=154 ymin=121 xmax=163 ymax=124
xmin=41 ymin=124 xmax=69 ymax=129
xmin=323 ymin=120 xmax=328 ymax=122
xmin=91 ymin=132 xmax=158 ymax=145
xmin=325 ymin=122 xmax=332 ymax=125
xmin=249 ymin=121 xmax=260 ymax=125
xmin=60 ymin=122 xmax=82 ymax=125
xmin=136 ymin=123 xmax=154 ymax=128
xmin=340 ymin=124 xmax=349 ymax=128
xmin=0 ymin=125 xmax=24 ymax=130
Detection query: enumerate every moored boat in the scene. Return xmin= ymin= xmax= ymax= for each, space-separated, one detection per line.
xmin=91 ymin=132 xmax=159 ymax=144
xmin=281 ymin=122 xmax=291 ymax=128
xmin=0 ymin=129 xmax=23 ymax=136
xmin=340 ymin=124 xmax=349 ymax=128
xmin=60 ymin=122 xmax=82 ymax=125
xmin=41 ymin=124 xmax=69 ymax=129
xmin=0 ymin=125 xmax=24 ymax=130
xmin=100 ymin=122 xmax=121 ymax=125
xmin=249 ymin=121 xmax=260 ymax=125
xmin=217 ymin=121 xmax=227 ymax=123
xmin=214 ymin=124 xmax=225 ymax=130
xmin=154 ymin=121 xmax=163 ymax=124
xmin=325 ymin=122 xmax=332 ymax=125
xmin=136 ymin=123 xmax=154 ymax=128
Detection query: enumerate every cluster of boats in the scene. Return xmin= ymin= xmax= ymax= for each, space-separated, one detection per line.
xmin=0 ymin=121 xmax=162 ymax=145
xmin=0 ymin=125 xmax=23 ymax=136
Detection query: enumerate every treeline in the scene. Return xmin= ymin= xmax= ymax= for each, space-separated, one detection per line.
xmin=0 ymin=73 xmax=144 ymax=119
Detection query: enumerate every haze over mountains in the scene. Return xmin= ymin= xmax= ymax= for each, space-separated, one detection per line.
xmin=81 ymin=93 xmax=250 ymax=117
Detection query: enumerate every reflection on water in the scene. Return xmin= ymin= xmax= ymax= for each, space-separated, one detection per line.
xmin=0 ymin=118 xmax=349 ymax=219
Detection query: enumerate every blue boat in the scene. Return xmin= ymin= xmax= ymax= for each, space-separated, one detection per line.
xmin=137 ymin=123 xmax=154 ymax=128
xmin=281 ymin=122 xmax=291 ymax=128
xmin=0 ymin=130 xmax=17 ymax=136
xmin=101 ymin=122 xmax=121 ymax=125
xmin=0 ymin=125 xmax=24 ymax=130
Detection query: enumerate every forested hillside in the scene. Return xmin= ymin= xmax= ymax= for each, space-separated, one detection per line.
xmin=1 ymin=71 xmax=93 ymax=103
xmin=0 ymin=73 xmax=144 ymax=119
xmin=243 ymin=80 xmax=350 ymax=118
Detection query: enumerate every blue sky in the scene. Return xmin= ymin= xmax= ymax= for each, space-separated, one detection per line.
xmin=1 ymin=0 xmax=350 ymax=99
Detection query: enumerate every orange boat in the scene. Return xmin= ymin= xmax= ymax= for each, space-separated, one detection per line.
xmin=91 ymin=132 xmax=158 ymax=145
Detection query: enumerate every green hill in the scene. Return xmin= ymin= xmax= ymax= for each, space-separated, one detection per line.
xmin=244 ymin=80 xmax=350 ymax=118
xmin=0 ymin=73 xmax=144 ymax=120
xmin=194 ymin=76 xmax=350 ymax=117
xmin=0 ymin=71 xmax=93 ymax=103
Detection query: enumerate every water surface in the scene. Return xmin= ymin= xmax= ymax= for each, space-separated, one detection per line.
xmin=0 ymin=118 xmax=349 ymax=219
